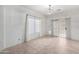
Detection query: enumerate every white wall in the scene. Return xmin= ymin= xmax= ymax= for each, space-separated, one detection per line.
xmin=71 ymin=15 xmax=79 ymax=40
xmin=5 ymin=6 xmax=26 ymax=48
xmin=0 ymin=6 xmax=4 ymax=50
xmin=2 ymin=5 xmax=47 ymax=49
xmin=40 ymin=17 xmax=47 ymax=36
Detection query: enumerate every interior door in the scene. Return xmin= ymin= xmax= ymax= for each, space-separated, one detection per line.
xmin=59 ymin=19 xmax=66 ymax=37
xmin=51 ymin=18 xmax=66 ymax=38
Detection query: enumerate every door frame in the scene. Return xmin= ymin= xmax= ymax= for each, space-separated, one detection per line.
xmin=51 ymin=17 xmax=71 ymax=38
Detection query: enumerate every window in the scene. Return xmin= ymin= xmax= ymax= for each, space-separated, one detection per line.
xmin=28 ymin=16 xmax=35 ymax=35
xmin=28 ymin=15 xmax=41 ymax=36
xmin=35 ymin=18 xmax=41 ymax=33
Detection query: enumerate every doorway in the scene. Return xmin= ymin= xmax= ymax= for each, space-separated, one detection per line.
xmin=51 ymin=18 xmax=67 ymax=38
xmin=58 ymin=18 xmax=66 ymax=37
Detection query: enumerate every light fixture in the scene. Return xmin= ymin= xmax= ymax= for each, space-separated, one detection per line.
xmin=48 ymin=5 xmax=53 ymax=15
xmin=48 ymin=5 xmax=63 ymax=15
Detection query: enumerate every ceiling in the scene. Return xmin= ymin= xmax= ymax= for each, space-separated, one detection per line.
xmin=23 ymin=5 xmax=79 ymax=16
